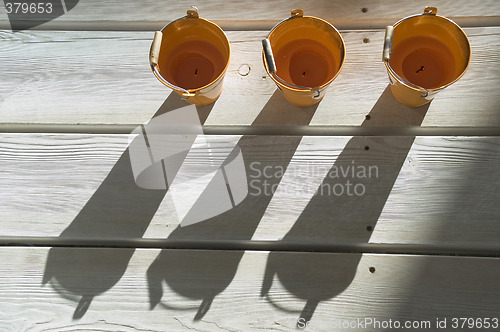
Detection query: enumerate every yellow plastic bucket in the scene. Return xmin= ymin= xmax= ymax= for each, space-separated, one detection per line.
xmin=383 ymin=7 xmax=471 ymax=107
xmin=149 ymin=7 xmax=230 ymax=106
xmin=262 ymin=9 xmax=346 ymax=107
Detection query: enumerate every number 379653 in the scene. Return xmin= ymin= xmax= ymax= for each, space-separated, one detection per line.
xmin=5 ymin=2 xmax=53 ymax=14
xmin=451 ymin=317 xmax=499 ymax=329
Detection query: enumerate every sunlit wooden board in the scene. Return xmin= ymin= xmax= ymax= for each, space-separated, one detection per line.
xmin=0 ymin=247 xmax=499 ymax=331
xmin=0 ymin=28 xmax=499 ymax=127
xmin=0 ymin=134 xmax=498 ymax=249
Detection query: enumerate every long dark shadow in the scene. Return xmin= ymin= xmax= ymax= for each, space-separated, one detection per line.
xmin=393 ymin=133 xmax=500 ymax=319
xmin=261 ymin=85 xmax=430 ymax=324
xmin=146 ymin=89 xmax=318 ymax=320
xmin=42 ymin=92 xmax=214 ymax=319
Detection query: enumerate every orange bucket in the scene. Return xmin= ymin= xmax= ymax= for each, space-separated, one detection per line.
xmin=149 ymin=7 xmax=230 ymax=106
xmin=262 ymin=9 xmax=345 ymax=107
xmin=383 ymin=7 xmax=471 ymax=107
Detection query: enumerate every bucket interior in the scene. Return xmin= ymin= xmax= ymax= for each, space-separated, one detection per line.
xmin=157 ymin=18 xmax=230 ymax=91
xmin=389 ymin=15 xmax=470 ymax=90
xmin=268 ymin=17 xmax=345 ymax=88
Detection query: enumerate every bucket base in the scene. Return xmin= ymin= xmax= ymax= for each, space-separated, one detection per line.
xmin=389 ymin=84 xmax=433 ymax=108
xmin=282 ymin=90 xmax=325 ymax=107
xmin=179 ymin=88 xmax=223 ymax=107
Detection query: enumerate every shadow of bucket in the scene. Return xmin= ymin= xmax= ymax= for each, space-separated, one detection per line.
xmin=383 ymin=7 xmax=471 ymax=107
xmin=150 ymin=7 xmax=230 ymax=106
xmin=262 ymin=9 xmax=345 ymax=107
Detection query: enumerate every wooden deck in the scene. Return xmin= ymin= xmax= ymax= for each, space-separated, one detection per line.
xmin=1 ymin=1 xmax=499 ymax=331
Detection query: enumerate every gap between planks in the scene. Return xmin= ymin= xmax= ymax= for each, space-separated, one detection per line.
xmin=0 ymin=237 xmax=499 ymax=258
xmin=1 ymin=16 xmax=500 ymax=31
xmin=1 ymin=124 xmax=500 ymax=136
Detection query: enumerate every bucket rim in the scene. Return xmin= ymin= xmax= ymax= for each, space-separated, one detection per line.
xmin=264 ymin=13 xmax=346 ymax=91
xmin=386 ymin=11 xmax=471 ymax=93
xmin=156 ymin=14 xmax=231 ymax=94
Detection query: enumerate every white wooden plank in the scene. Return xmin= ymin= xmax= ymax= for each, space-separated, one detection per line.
xmin=0 ymin=134 xmax=499 ymax=248
xmin=0 ymin=247 xmax=499 ymax=331
xmin=1 ymin=0 xmax=499 ymax=28
xmin=0 ymin=28 xmax=499 ymax=127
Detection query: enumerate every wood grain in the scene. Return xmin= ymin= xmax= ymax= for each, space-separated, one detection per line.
xmin=0 ymin=28 xmax=499 ymax=128
xmin=1 ymin=0 xmax=499 ymax=30
xmin=0 ymin=247 xmax=499 ymax=331
xmin=0 ymin=134 xmax=498 ymax=248
xmin=0 ymin=1 xmax=498 ymax=329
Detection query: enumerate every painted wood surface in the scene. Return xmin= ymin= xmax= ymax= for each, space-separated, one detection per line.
xmin=0 ymin=247 xmax=499 ymax=331
xmin=0 ymin=134 xmax=498 ymax=249
xmin=0 ymin=28 xmax=499 ymax=127
xmin=1 ymin=1 xmax=499 ymax=330
xmin=1 ymin=0 xmax=499 ymax=29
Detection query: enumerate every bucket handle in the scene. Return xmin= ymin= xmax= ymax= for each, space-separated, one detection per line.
xmin=262 ymin=38 xmax=321 ymax=98
xmin=423 ymin=7 xmax=437 ymax=15
xmin=382 ymin=25 xmax=394 ymax=62
xmin=149 ymin=8 xmax=201 ymax=100
xmin=382 ymin=25 xmax=429 ymax=98
xmin=186 ymin=6 xmax=199 ymax=18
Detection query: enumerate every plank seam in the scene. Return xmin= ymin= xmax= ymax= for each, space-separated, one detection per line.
xmin=0 ymin=16 xmax=499 ymax=31
xmin=1 ymin=124 xmax=500 ymax=136
xmin=1 ymin=238 xmax=499 ymax=258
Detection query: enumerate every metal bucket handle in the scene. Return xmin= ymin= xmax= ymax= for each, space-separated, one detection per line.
xmin=382 ymin=6 xmax=438 ymax=98
xmin=262 ymin=9 xmax=322 ymax=99
xmin=149 ymin=7 xmax=200 ymax=100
